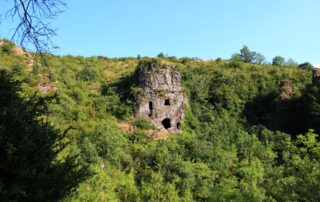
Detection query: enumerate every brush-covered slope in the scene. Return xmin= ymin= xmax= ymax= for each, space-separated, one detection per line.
xmin=1 ymin=41 xmax=320 ymax=201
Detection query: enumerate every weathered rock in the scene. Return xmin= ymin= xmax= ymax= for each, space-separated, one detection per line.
xmin=135 ymin=61 xmax=185 ymax=132
xmin=36 ymin=82 xmax=56 ymax=94
xmin=312 ymin=68 xmax=320 ymax=88
xmin=279 ymin=80 xmax=294 ymax=101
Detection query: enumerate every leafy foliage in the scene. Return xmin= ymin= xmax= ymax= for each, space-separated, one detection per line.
xmin=231 ymin=45 xmax=266 ymax=64
xmin=134 ymin=118 xmax=156 ymax=130
xmin=0 ymin=39 xmax=15 ymax=54
xmin=0 ymin=70 xmax=87 ymax=201
xmin=0 ymin=45 xmax=319 ymax=201
xmin=299 ymin=62 xmax=314 ymax=70
xmin=272 ymin=56 xmax=286 ymax=66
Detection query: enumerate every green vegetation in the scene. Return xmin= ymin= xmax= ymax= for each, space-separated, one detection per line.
xmin=134 ymin=118 xmax=156 ymax=130
xmin=0 ymin=70 xmax=87 ymax=201
xmin=1 ymin=39 xmax=15 ymax=54
xmin=272 ymin=56 xmax=286 ymax=66
xmin=1 ymin=41 xmax=320 ymax=201
xmin=299 ymin=62 xmax=314 ymax=70
xmin=231 ymin=45 xmax=266 ymax=64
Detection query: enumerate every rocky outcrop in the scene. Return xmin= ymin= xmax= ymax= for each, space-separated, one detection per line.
xmin=0 ymin=39 xmax=34 ymax=71
xmin=279 ymin=80 xmax=294 ymax=101
xmin=312 ymin=68 xmax=320 ymax=88
xmin=135 ymin=61 xmax=185 ymax=132
xmin=36 ymin=82 xmax=56 ymax=94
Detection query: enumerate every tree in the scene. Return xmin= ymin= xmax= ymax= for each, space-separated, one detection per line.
xmin=157 ymin=52 xmax=165 ymax=58
xmin=3 ymin=0 xmax=66 ymax=53
xmin=240 ymin=45 xmax=254 ymax=63
xmin=230 ymin=53 xmax=242 ymax=62
xmin=286 ymin=58 xmax=298 ymax=66
xmin=0 ymin=70 xmax=87 ymax=201
xmin=272 ymin=56 xmax=285 ymax=66
xmin=299 ymin=62 xmax=314 ymax=70
xmin=236 ymin=45 xmax=265 ymax=64
xmin=253 ymin=53 xmax=266 ymax=64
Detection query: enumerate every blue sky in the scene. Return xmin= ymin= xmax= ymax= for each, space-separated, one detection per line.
xmin=1 ymin=0 xmax=320 ymax=64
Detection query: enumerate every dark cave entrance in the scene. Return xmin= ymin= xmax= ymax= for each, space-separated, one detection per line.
xmin=148 ymin=101 xmax=153 ymax=116
xmin=162 ymin=118 xmax=171 ymax=129
xmin=164 ymin=99 xmax=170 ymax=106
xmin=177 ymin=122 xmax=181 ymax=130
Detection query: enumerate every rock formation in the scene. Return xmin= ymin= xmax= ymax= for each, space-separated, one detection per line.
xmin=135 ymin=61 xmax=185 ymax=132
xmin=312 ymin=68 xmax=320 ymax=87
xmin=0 ymin=39 xmax=34 ymax=71
xmin=279 ymin=80 xmax=294 ymax=101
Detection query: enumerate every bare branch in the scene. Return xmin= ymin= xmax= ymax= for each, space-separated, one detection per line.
xmin=5 ymin=0 xmax=66 ymax=54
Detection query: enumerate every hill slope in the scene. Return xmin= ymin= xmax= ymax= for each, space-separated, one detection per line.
xmin=1 ymin=42 xmax=320 ymax=201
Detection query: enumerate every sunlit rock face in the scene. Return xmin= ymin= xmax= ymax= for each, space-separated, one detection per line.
xmin=135 ymin=61 xmax=185 ymax=132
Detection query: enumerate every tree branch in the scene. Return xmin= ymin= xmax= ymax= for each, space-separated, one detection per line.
xmin=5 ymin=0 xmax=66 ymax=54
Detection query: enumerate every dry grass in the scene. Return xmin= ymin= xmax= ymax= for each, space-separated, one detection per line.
xmin=118 ymin=121 xmax=172 ymax=140
xmin=118 ymin=122 xmax=136 ymax=134
xmin=145 ymin=130 xmax=172 ymax=140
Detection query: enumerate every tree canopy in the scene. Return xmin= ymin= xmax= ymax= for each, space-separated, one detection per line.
xmin=0 ymin=42 xmax=319 ymax=201
xmin=231 ymin=45 xmax=266 ymax=64
xmin=272 ymin=56 xmax=286 ymax=66
xmin=0 ymin=70 xmax=87 ymax=201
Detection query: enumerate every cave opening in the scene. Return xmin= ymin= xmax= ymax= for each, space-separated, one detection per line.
xmin=162 ymin=118 xmax=171 ymax=129
xmin=177 ymin=122 xmax=181 ymax=130
xmin=164 ymin=99 xmax=170 ymax=106
xmin=148 ymin=101 xmax=153 ymax=116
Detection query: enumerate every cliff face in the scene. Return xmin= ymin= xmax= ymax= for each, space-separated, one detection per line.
xmin=135 ymin=62 xmax=185 ymax=132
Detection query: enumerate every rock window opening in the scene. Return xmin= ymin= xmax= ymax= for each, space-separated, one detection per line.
xmin=177 ymin=122 xmax=181 ymax=130
xmin=164 ymin=99 xmax=170 ymax=106
xmin=162 ymin=118 xmax=171 ymax=129
xmin=148 ymin=101 xmax=153 ymax=116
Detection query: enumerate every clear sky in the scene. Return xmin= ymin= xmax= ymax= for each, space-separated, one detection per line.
xmin=1 ymin=0 xmax=320 ymax=64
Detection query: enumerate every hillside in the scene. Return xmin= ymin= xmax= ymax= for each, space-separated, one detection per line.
xmin=1 ymin=41 xmax=320 ymax=201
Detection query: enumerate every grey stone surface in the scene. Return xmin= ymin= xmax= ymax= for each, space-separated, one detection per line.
xmin=135 ymin=62 xmax=185 ymax=132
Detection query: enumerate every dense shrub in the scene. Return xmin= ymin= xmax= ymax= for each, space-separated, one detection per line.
xmin=77 ymin=66 xmax=100 ymax=81
xmin=0 ymin=47 xmax=319 ymax=201
xmin=133 ymin=118 xmax=156 ymax=130
xmin=1 ymin=40 xmax=14 ymax=54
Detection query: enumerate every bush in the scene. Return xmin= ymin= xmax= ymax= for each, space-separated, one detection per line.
xmin=104 ymin=87 xmax=131 ymax=119
xmin=229 ymin=61 xmax=243 ymax=68
xmin=72 ymin=87 xmax=87 ymax=102
xmin=1 ymin=41 xmax=14 ymax=54
xmin=298 ymin=62 xmax=313 ymax=71
xmin=133 ymin=118 xmax=156 ymax=130
xmin=11 ymin=63 xmax=24 ymax=74
xmin=77 ymin=67 xmax=100 ymax=81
